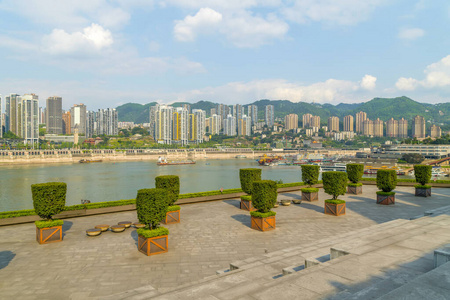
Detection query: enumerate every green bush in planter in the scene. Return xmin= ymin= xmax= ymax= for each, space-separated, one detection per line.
xmin=251 ymin=180 xmax=277 ymax=213
xmin=376 ymin=169 xmax=397 ymax=192
xmin=155 ymin=175 xmax=180 ymax=206
xmin=239 ymin=168 xmax=262 ymax=195
xmin=31 ymin=182 xmax=67 ymax=220
xmin=136 ymin=188 xmax=168 ymax=229
xmin=414 ymin=165 xmax=432 ymax=186
xmin=301 ymin=165 xmax=320 ymax=187
xmin=346 ymin=164 xmax=364 ymax=184
xmin=322 ymin=172 xmax=348 ymax=200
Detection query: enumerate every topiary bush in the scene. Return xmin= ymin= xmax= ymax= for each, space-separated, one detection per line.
xmin=376 ymin=170 xmax=397 ymax=193
xmin=252 ymin=180 xmax=277 ymax=213
xmin=239 ymin=168 xmax=262 ymax=195
xmin=155 ymin=175 xmax=180 ymax=206
xmin=346 ymin=164 xmax=364 ymax=184
xmin=301 ymin=165 xmax=320 ymax=187
xmin=136 ymin=188 xmax=168 ymax=229
xmin=414 ymin=165 xmax=432 ymax=186
xmin=31 ymin=182 xmax=67 ymax=220
xmin=322 ymin=172 xmax=348 ymax=200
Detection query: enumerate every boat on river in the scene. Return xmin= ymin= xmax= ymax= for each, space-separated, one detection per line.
xmin=79 ymin=159 xmax=102 ymax=163
xmin=157 ymin=157 xmax=196 ymax=166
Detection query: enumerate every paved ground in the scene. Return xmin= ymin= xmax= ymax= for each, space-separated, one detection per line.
xmin=1 ymin=185 xmax=450 ymax=299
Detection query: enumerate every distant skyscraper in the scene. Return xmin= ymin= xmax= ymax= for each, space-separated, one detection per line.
xmin=70 ymin=104 xmax=87 ymax=135
xmin=46 ymin=96 xmax=63 ymax=134
xmin=285 ymin=114 xmax=298 ymax=130
xmin=386 ymin=118 xmax=398 ymax=137
xmin=343 ymin=115 xmax=354 ymax=132
xmin=96 ymin=108 xmax=118 ymax=136
xmin=412 ymin=115 xmax=425 ymax=138
xmin=430 ymin=125 xmax=442 ymax=138
xmin=173 ymin=107 xmax=188 ymax=145
xmin=328 ymin=116 xmax=339 ymax=132
xmin=311 ymin=115 xmax=320 ymax=128
xmin=398 ymin=118 xmax=408 ymax=138
xmin=224 ymin=114 xmax=236 ymax=136
xmin=192 ymin=109 xmax=206 ymax=143
xmin=265 ymin=105 xmax=274 ymax=128
xmin=21 ymin=94 xmax=39 ymax=144
xmin=302 ymin=113 xmax=312 ymax=128
xmin=62 ymin=111 xmax=71 ymax=134
xmin=374 ymin=118 xmax=383 ymax=137
xmin=238 ymin=115 xmax=251 ymax=136
xmin=210 ymin=114 xmax=221 ymax=135
xmin=248 ymin=105 xmax=258 ymax=125
xmin=182 ymin=104 xmax=191 ymax=114
xmin=5 ymin=93 xmax=21 ymax=135
xmin=363 ymin=119 xmax=374 ymax=136
xmin=355 ymin=111 xmax=367 ymax=133
xmin=86 ymin=110 xmax=97 ymax=138
xmin=0 ymin=95 xmax=2 ymax=138
xmin=154 ymin=105 xmax=173 ymax=144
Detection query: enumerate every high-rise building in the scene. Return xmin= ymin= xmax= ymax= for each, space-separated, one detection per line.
xmin=62 ymin=111 xmax=71 ymax=134
xmin=386 ymin=118 xmax=398 ymax=137
xmin=302 ymin=113 xmax=312 ymax=128
xmin=248 ymin=105 xmax=258 ymax=125
xmin=311 ymin=115 xmax=320 ymax=128
xmin=70 ymin=104 xmax=87 ymax=135
xmin=412 ymin=115 xmax=426 ymax=138
xmin=430 ymin=125 xmax=442 ymax=138
xmin=191 ymin=109 xmax=206 ymax=144
xmin=210 ymin=108 xmax=216 ymax=117
xmin=0 ymin=95 xmax=2 ymax=138
xmin=182 ymin=104 xmax=191 ymax=114
xmin=355 ymin=111 xmax=367 ymax=133
xmin=96 ymin=108 xmax=118 ymax=136
xmin=374 ymin=118 xmax=384 ymax=137
xmin=284 ymin=114 xmax=298 ymax=130
xmin=172 ymin=107 xmax=188 ymax=145
xmin=224 ymin=114 xmax=236 ymax=136
xmin=210 ymin=114 xmax=221 ymax=135
xmin=154 ymin=105 xmax=173 ymax=144
xmin=328 ymin=116 xmax=339 ymax=132
xmin=5 ymin=93 xmax=21 ymax=135
xmin=363 ymin=119 xmax=374 ymax=136
xmin=398 ymin=118 xmax=408 ymax=138
xmin=46 ymin=96 xmax=63 ymax=134
xmin=233 ymin=104 xmax=244 ymax=121
xmin=238 ymin=115 xmax=251 ymax=136
xmin=265 ymin=105 xmax=274 ymax=128
xmin=21 ymin=94 xmax=39 ymax=144
xmin=85 ymin=111 xmax=97 ymax=138
xmin=343 ymin=115 xmax=353 ymax=132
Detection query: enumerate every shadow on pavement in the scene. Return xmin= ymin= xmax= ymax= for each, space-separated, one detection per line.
xmin=231 ymin=214 xmax=251 ymax=228
xmin=0 ymin=251 xmax=16 ymax=270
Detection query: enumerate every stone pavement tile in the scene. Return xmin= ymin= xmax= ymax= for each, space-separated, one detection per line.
xmin=288 ymin=269 xmax=354 ymax=296
xmin=250 ymin=282 xmax=320 ymax=300
xmin=212 ymin=282 xmax=263 ymax=300
xmin=353 ymin=252 xmax=403 ymax=269
xmin=377 ymin=282 xmax=450 ymax=300
xmin=372 ymin=244 xmax=422 ymax=260
xmin=323 ymin=258 xmax=385 ymax=282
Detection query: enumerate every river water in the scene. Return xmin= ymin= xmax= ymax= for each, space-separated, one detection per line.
xmin=0 ymin=159 xmax=309 ymax=212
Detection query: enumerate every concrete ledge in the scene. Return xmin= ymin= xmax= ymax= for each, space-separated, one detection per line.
xmin=330 ymin=247 xmax=351 ymax=260
xmin=434 ymin=244 xmax=450 ymax=268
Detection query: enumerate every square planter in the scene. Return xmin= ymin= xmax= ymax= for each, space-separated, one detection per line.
xmin=377 ymin=194 xmax=395 ymax=205
xmin=240 ymin=199 xmax=256 ymax=211
xmin=36 ymin=226 xmax=62 ymax=244
xmin=347 ymin=185 xmax=362 ymax=195
xmin=324 ymin=203 xmax=346 ymax=216
xmin=251 ymin=215 xmax=276 ymax=231
xmin=161 ymin=210 xmax=180 ymax=224
xmin=138 ymin=235 xmax=168 ymax=256
xmin=302 ymin=191 xmax=318 ymax=202
xmin=415 ymin=187 xmax=431 ymax=197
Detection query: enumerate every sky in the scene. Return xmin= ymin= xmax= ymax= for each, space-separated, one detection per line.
xmin=0 ymin=0 xmax=450 ymax=110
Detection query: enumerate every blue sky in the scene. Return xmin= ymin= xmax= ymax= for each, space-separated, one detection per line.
xmin=0 ymin=0 xmax=449 ymax=110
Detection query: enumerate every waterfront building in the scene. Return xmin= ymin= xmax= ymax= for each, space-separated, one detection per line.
xmin=328 ymin=116 xmax=339 ymax=132
xmin=21 ymin=94 xmax=39 ymax=145
xmin=355 ymin=111 xmax=367 ymax=133
xmin=70 ymin=104 xmax=87 ymax=135
xmin=182 ymin=104 xmax=191 ymax=114
xmin=224 ymin=114 xmax=236 ymax=136
xmin=233 ymin=104 xmax=244 ymax=121
xmin=412 ymin=115 xmax=426 ymax=138
xmin=302 ymin=113 xmax=312 ymax=128
xmin=173 ymin=107 xmax=189 ymax=145
xmin=62 ymin=111 xmax=71 ymax=134
xmin=0 ymin=95 xmax=2 ymax=138
xmin=385 ymin=144 xmax=450 ymax=159
xmin=265 ymin=105 xmax=274 ymax=128
xmin=343 ymin=115 xmax=354 ymax=132
xmin=386 ymin=118 xmax=398 ymax=138
xmin=333 ymin=131 xmax=356 ymax=141
xmin=430 ymin=125 xmax=442 ymax=138
xmin=5 ymin=93 xmax=21 ymax=135
xmin=248 ymin=105 xmax=258 ymax=125
xmin=85 ymin=111 xmax=97 ymax=138
xmin=374 ymin=118 xmax=384 ymax=137
xmin=39 ymin=107 xmax=45 ymax=125
xmin=238 ymin=115 xmax=251 ymax=136
xmin=210 ymin=114 xmax=221 ymax=135
xmin=96 ymin=108 xmax=118 ymax=136
xmin=210 ymin=108 xmax=216 ymax=117
xmin=363 ymin=119 xmax=374 ymax=136
xmin=284 ymin=114 xmax=298 ymax=130
xmin=154 ymin=105 xmax=173 ymax=144
xmin=311 ymin=115 xmax=320 ymax=128
xmin=191 ymin=109 xmax=206 ymax=143
xmin=399 ymin=118 xmax=408 ymax=138
xmin=46 ymin=96 xmax=63 ymax=135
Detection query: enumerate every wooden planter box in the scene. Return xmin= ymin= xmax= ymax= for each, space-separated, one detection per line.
xmin=161 ymin=210 xmax=180 ymax=224
xmin=347 ymin=185 xmax=362 ymax=195
xmin=324 ymin=203 xmax=346 ymax=216
xmin=251 ymin=216 xmax=276 ymax=231
xmin=302 ymin=191 xmax=318 ymax=202
xmin=240 ymin=199 xmax=256 ymax=211
xmin=36 ymin=226 xmax=62 ymax=244
xmin=377 ymin=194 xmax=395 ymax=205
xmin=138 ymin=235 xmax=168 ymax=256
xmin=415 ymin=187 xmax=431 ymax=197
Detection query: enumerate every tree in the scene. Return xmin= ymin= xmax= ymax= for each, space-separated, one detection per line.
xmin=322 ymin=172 xmax=348 ymax=200
xmin=401 ymin=153 xmax=424 ymax=164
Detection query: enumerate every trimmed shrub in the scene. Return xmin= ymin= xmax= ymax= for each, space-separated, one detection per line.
xmin=31 ymin=182 xmax=67 ymax=220
xmin=167 ymin=205 xmax=180 ymax=212
xmin=414 ymin=184 xmax=432 ymax=189
xmin=250 ymin=211 xmax=276 ymax=218
xmin=301 ymin=165 xmax=320 ymax=187
xmin=376 ymin=191 xmax=396 ymax=196
xmin=239 ymin=168 xmax=262 ymax=195
xmin=348 ymin=183 xmax=363 ymax=187
xmin=35 ymin=219 xmax=64 ymax=229
xmin=323 ymin=172 xmax=348 ymax=200
xmin=136 ymin=188 xmax=168 ymax=229
xmin=252 ymin=180 xmax=277 ymax=213
xmin=376 ymin=170 xmax=397 ymax=192
xmin=346 ymin=164 xmax=364 ymax=184
xmin=155 ymin=175 xmax=180 ymax=206
xmin=240 ymin=195 xmax=252 ymax=201
xmin=325 ymin=199 xmax=346 ymax=205
xmin=137 ymin=227 xmax=169 ymax=238
xmin=414 ymin=165 xmax=432 ymax=186
xmin=300 ymin=187 xmax=319 ymax=193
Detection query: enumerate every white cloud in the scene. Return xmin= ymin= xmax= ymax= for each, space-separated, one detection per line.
xmin=42 ymin=24 xmax=113 ymax=56
xmin=360 ymin=75 xmax=377 ymax=90
xmin=282 ymin=0 xmax=385 ymax=25
xmin=395 ymin=77 xmax=419 ymax=91
xmin=174 ymin=8 xmax=223 ymax=42
xmin=398 ymin=28 xmax=425 ymax=40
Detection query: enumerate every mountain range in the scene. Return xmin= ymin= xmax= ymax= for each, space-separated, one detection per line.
xmin=116 ymin=97 xmax=450 ymax=125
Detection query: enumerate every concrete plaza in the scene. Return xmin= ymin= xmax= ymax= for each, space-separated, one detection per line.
xmin=1 ymin=185 xmax=450 ymax=299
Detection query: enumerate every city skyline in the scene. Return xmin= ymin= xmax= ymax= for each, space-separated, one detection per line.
xmin=0 ymin=1 xmax=449 ymax=109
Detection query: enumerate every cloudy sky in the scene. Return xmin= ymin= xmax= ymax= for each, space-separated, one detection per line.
xmin=0 ymin=0 xmax=449 ymax=109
